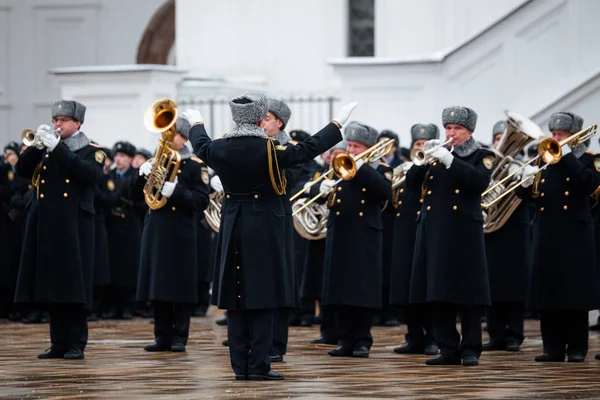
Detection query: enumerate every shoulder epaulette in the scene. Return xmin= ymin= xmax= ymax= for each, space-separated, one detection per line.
xmin=191 ymin=156 xmax=204 ymax=164
xmin=586 ymin=150 xmax=597 ymax=155
xmin=89 ymin=142 xmax=102 ymax=148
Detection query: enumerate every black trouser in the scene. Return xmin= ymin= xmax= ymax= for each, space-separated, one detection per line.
xmin=197 ymin=282 xmax=211 ymax=312
xmin=333 ymin=305 xmax=373 ymax=349
xmin=227 ymin=309 xmax=275 ymax=376
xmin=301 ymin=298 xmax=315 ymax=320
xmin=320 ymin=305 xmax=337 ymax=341
xmin=432 ymin=302 xmax=482 ymax=358
xmin=487 ymin=302 xmax=524 ymax=345
xmin=540 ymin=310 xmax=588 ymax=357
xmin=49 ymin=303 xmax=88 ymax=351
xmin=153 ymin=301 xmax=192 ymax=345
xmin=271 ymin=309 xmax=289 ymax=356
xmin=405 ymin=303 xmax=435 ymax=346
xmin=110 ymin=286 xmax=135 ymax=316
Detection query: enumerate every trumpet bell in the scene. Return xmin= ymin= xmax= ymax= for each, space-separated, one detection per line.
xmin=21 ymin=129 xmax=37 ymax=147
xmin=144 ymin=99 xmax=178 ymax=133
xmin=331 ymin=152 xmax=357 ymax=180
xmin=537 ymin=137 xmax=561 ymax=165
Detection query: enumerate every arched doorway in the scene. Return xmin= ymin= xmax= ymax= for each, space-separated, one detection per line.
xmin=136 ymin=0 xmax=175 ymax=65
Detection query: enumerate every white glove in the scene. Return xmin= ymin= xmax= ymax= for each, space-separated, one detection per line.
xmin=332 ymin=102 xmax=358 ymax=126
xmin=210 ymin=175 xmax=223 ymax=192
xmin=561 ymin=143 xmax=571 ymax=156
xmin=161 ymin=177 xmax=178 ymax=198
xmin=138 ymin=159 xmax=155 ymax=176
xmin=521 ymin=165 xmax=540 ymax=188
xmin=35 ymin=124 xmax=53 ymax=149
xmin=430 ymin=146 xmax=454 ymax=168
xmin=355 ymin=158 xmax=365 ymax=170
xmin=508 ymin=163 xmax=523 ymax=180
xmin=182 ymin=109 xmax=204 ymax=126
xmin=422 ymin=139 xmax=441 ymax=152
xmin=39 ymin=132 xmax=59 ymax=152
xmin=319 ymin=179 xmax=336 ymax=198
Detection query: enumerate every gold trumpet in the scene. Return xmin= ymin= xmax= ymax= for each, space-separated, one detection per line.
xmin=21 ymin=127 xmax=61 ymax=147
xmin=481 ymin=124 xmax=598 ymax=208
xmin=412 ymin=138 xmax=454 ymax=166
xmin=291 ymin=137 xmax=395 ymax=217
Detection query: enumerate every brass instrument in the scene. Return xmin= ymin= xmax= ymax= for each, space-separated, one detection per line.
xmin=292 ymin=198 xmax=328 ymax=240
xmin=21 ymin=127 xmax=61 ymax=147
xmin=481 ymin=115 xmax=598 ymax=214
xmin=481 ymin=110 xmax=542 ymax=233
xmin=204 ymin=190 xmax=223 ymax=233
xmin=413 ymin=138 xmax=454 ymax=166
xmin=142 ymin=99 xmax=181 ymax=210
xmin=291 ymin=137 xmax=396 ymax=217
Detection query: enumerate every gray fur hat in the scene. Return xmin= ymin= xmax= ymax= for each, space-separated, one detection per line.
xmin=548 ymin=112 xmax=583 ymax=134
xmin=175 ymin=116 xmax=191 ymax=139
xmin=229 ymin=92 xmax=268 ymax=125
xmin=344 ymin=121 xmax=378 ymax=147
xmin=267 ymin=98 xmax=292 ymax=129
xmin=52 ymin=100 xmax=86 ymax=123
xmin=410 ymin=123 xmax=439 ymax=143
xmin=442 ymin=106 xmax=477 ymax=132
xmin=492 ymin=120 xmax=507 ymax=137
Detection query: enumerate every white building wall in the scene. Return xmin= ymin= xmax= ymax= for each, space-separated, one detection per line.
xmin=0 ymin=0 xmax=165 ymax=145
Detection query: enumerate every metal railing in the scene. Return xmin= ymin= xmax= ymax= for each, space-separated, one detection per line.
xmin=177 ymin=96 xmax=339 ymax=138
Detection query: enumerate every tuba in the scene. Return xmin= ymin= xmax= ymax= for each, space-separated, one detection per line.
xmin=481 ymin=110 xmax=542 ymax=233
xmin=142 ymin=99 xmax=181 ymax=210
xmin=292 ymin=169 xmax=334 ymax=240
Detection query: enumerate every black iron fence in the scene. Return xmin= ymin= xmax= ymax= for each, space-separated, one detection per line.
xmin=178 ymin=96 xmax=339 ymax=138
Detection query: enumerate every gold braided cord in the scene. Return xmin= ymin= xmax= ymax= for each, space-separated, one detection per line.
xmin=267 ymin=140 xmax=287 ymax=196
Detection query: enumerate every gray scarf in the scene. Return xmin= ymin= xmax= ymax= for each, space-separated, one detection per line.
xmin=273 ymin=130 xmax=291 ymax=145
xmin=178 ymin=146 xmax=193 ymax=160
xmin=227 ymin=123 xmax=268 ymax=139
xmin=453 ymin=137 xmax=480 ymax=158
xmin=62 ymin=131 xmax=91 ymax=152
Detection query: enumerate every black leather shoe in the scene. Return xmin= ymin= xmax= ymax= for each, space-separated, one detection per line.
xmin=247 ymin=370 xmax=284 ymax=380
xmin=216 ymin=317 xmax=227 ymax=326
xmin=482 ymin=340 xmax=506 ymax=351
xmin=595 ymin=353 xmax=600 ymax=360
xmin=192 ymin=308 xmax=207 ymax=317
xmin=535 ymin=353 xmax=564 ymax=362
xmin=37 ymin=347 xmax=67 ymax=359
xmin=270 ymin=353 xmax=283 ymax=362
xmin=64 ymin=348 xmax=84 ymax=360
xmin=589 ymin=323 xmax=600 ymax=331
xmin=462 ymin=355 xmax=479 ymax=366
xmin=393 ymin=342 xmax=425 ymax=354
xmin=384 ymin=318 xmax=401 ymax=327
xmin=87 ymin=313 xmax=99 ymax=322
xmin=352 ymin=345 xmax=369 ymax=358
xmin=424 ymin=343 xmax=439 ymax=355
xmin=144 ymin=342 xmax=171 ymax=352
xmin=328 ymin=345 xmax=353 ymax=357
xmin=425 ymin=354 xmax=461 ymax=366
xmin=235 ymin=374 xmax=247 ymax=380
xmin=299 ymin=318 xmax=313 ymax=327
xmin=310 ymin=336 xmax=337 ymax=345
xmin=171 ymin=343 xmax=186 ymax=352
xmin=568 ymin=353 xmax=585 ymax=362
xmin=222 ymin=339 xmax=229 ymax=346
xmin=505 ymin=341 xmax=520 ymax=352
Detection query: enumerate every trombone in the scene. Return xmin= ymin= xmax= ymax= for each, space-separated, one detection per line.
xmin=291 ymin=137 xmax=395 ymax=216
xmin=413 ymin=138 xmax=454 ymax=166
xmin=290 ymin=137 xmax=395 ymax=202
xmin=482 ymin=124 xmax=598 ymax=208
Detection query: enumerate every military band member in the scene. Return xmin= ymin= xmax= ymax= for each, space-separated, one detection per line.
xmin=15 ymin=100 xmax=103 ymax=359
xmin=483 ymin=120 xmax=534 ymax=352
xmin=320 ymin=122 xmax=392 ymax=358
xmin=407 ymin=106 xmax=492 ymax=366
xmin=374 ymin=130 xmax=402 ymax=327
xmin=260 ymin=98 xmax=297 ymax=362
xmin=390 ymin=123 xmax=439 ymax=356
xmin=520 ymin=112 xmax=600 ymax=362
xmin=185 ymin=92 xmax=355 ymax=380
xmin=105 ymin=141 xmax=143 ymax=319
xmin=132 ymin=147 xmax=152 ymax=169
xmin=135 ymin=117 xmax=210 ymax=352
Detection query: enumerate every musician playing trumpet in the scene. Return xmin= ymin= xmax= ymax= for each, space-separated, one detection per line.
xmin=320 ymin=122 xmax=392 ymax=358
xmin=406 ymin=106 xmax=493 ymax=366
xmin=519 ymin=112 xmax=600 ymax=362
xmin=390 ymin=123 xmax=440 ymax=356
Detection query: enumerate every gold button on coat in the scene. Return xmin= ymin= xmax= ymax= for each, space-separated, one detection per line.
xmin=453 ymin=205 xmax=457 ymax=210
xmin=359 ymin=212 xmax=363 ymax=217
xmin=63 ymin=193 xmax=68 ymax=198
xmin=172 ymin=207 xmax=176 ymax=211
